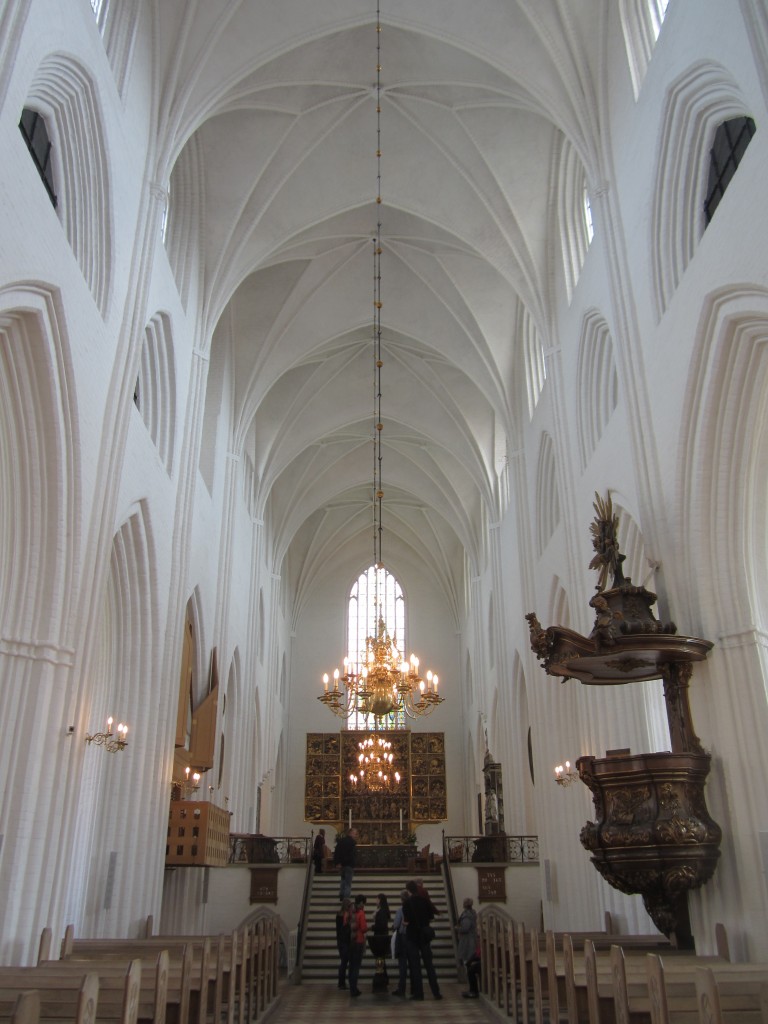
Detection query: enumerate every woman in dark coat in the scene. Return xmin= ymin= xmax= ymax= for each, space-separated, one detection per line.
xmin=373 ymin=892 xmax=391 ymax=934
xmin=373 ymin=892 xmax=391 ymax=984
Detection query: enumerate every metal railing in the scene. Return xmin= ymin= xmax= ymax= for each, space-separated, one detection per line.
xmin=229 ymin=834 xmax=311 ymax=864
xmin=442 ymin=834 xmax=539 ymax=865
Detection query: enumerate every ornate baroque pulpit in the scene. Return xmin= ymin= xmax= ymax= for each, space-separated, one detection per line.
xmin=526 ymin=494 xmax=721 ymax=944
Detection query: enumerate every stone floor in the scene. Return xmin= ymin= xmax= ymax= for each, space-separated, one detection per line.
xmin=261 ymin=979 xmax=497 ymax=1022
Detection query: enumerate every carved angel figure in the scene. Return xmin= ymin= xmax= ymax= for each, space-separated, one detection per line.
xmin=588 ymin=492 xmax=625 ymax=591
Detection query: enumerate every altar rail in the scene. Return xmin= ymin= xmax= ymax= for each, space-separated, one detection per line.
xmin=229 ymin=834 xmax=310 ymax=864
xmin=443 ymin=834 xmax=539 ymax=864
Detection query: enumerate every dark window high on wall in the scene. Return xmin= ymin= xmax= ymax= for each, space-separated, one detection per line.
xmin=704 ymin=115 xmax=756 ymax=224
xmin=19 ymin=107 xmax=58 ymax=208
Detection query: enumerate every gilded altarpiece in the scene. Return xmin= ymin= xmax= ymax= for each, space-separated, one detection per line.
xmin=305 ymin=731 xmax=447 ymax=845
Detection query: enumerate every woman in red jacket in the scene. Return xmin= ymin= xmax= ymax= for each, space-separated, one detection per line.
xmin=348 ymin=894 xmax=368 ymax=997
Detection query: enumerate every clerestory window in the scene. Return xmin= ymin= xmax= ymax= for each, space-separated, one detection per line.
xmin=704 ymin=116 xmax=756 ymax=224
xmin=19 ymin=108 xmax=57 ymax=208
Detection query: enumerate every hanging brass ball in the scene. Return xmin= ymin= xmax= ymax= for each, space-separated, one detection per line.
xmin=376 ymin=359 xmax=383 ymax=368
xmin=376 ymin=423 xmax=383 ymax=431
xmin=376 ymin=490 xmax=384 ymax=499
xmin=376 ymin=196 xmax=382 ymax=204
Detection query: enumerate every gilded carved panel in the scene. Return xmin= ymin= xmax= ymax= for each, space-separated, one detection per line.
xmin=305 ymin=730 xmax=447 ymax=842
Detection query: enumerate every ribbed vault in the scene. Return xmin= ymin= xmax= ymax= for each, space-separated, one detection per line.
xmin=152 ymin=1 xmax=607 ymax=610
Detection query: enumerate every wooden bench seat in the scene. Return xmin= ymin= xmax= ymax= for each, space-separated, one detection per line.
xmin=0 ymin=962 xmax=135 ymax=1024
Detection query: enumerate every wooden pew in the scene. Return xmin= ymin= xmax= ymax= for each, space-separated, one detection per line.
xmin=0 ymin=963 xmax=135 ymax=1024
xmin=568 ymin=944 xmax=768 ymax=1024
xmin=42 ymin=915 xmax=279 ymax=1024
xmin=53 ymin=945 xmax=187 ymax=1024
xmin=10 ymin=991 xmax=40 ymax=1024
xmin=7 ymin=984 xmax=101 ymax=1024
xmin=61 ymin=938 xmax=203 ymax=1024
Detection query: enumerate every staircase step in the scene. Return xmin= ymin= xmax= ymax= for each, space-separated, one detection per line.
xmin=299 ymin=872 xmax=457 ymax=982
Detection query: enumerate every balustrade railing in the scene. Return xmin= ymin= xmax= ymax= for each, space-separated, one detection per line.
xmin=229 ymin=834 xmax=311 ymax=864
xmin=442 ymin=834 xmax=539 ymax=865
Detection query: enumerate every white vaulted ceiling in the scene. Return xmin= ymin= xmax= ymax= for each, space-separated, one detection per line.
xmin=152 ymin=1 xmax=605 ymax=621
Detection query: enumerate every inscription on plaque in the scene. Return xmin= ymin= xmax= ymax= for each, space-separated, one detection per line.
xmin=249 ymin=867 xmax=279 ymax=904
xmin=476 ymin=866 xmax=506 ymax=902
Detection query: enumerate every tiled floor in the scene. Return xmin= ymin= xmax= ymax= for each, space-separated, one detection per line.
xmin=263 ymin=979 xmax=497 ymax=1022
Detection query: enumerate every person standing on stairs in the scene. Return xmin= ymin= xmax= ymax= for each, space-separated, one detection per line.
xmin=456 ymin=896 xmax=477 ymax=973
xmin=348 ymin=893 xmax=368 ymax=998
xmin=373 ymin=893 xmax=391 ymax=985
xmin=335 ymin=897 xmax=353 ymax=990
xmin=333 ymin=827 xmax=358 ymax=899
xmin=390 ymin=889 xmax=410 ymax=998
xmin=313 ymin=828 xmax=326 ymax=873
xmin=402 ymin=879 xmax=442 ymax=1000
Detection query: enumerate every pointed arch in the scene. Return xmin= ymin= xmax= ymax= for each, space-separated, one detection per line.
xmin=185 ymin=589 xmax=206 ymax=707
xmin=488 ymin=592 xmax=496 ymax=671
xmin=520 ymin=303 xmax=546 ymax=419
xmin=619 ymin=0 xmax=670 ymax=99
xmin=554 ymin=135 xmax=592 ymax=303
xmin=25 ymin=54 xmax=113 ymax=316
xmin=651 ymin=61 xmax=755 ymax=319
xmin=136 ymin=311 xmax=177 ymax=474
xmin=680 ymin=285 xmax=768 ymax=628
xmin=0 ymin=284 xmax=79 ymax=643
xmin=98 ymin=0 xmax=140 ymax=97
xmin=219 ymin=649 xmax=241 ymax=796
xmin=577 ymin=310 xmax=619 ymax=470
xmin=536 ymin=432 xmax=561 ymax=556
xmin=75 ymin=502 xmax=160 ymax=936
xmin=165 ymin=134 xmax=204 ymax=313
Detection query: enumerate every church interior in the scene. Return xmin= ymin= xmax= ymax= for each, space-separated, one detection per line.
xmin=2 ymin=0 xmax=768 ymax=979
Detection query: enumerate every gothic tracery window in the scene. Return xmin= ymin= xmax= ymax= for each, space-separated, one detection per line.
xmin=348 ymin=565 xmax=405 ymax=730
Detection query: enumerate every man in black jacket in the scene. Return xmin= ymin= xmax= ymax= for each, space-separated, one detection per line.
xmin=402 ymin=879 xmax=442 ymax=1000
xmin=333 ymin=828 xmax=358 ymax=899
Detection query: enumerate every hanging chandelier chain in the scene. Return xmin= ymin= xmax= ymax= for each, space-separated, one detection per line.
xmin=317 ymin=3 xmax=444 ymax=724
xmin=374 ymin=0 xmax=384 ymax=572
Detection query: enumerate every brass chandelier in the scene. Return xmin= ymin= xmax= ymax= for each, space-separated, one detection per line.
xmin=349 ymin=734 xmax=401 ymax=791
xmin=318 ymin=4 xmax=444 ymax=724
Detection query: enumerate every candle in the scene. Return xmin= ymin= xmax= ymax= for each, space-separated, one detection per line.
xmin=399 ymin=808 xmax=403 ymax=830
xmin=348 ymin=808 xmax=352 ymax=829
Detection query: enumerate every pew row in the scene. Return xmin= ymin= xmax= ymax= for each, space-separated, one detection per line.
xmin=0 ymin=915 xmax=280 ymax=1024
xmin=478 ymin=910 xmax=766 ymax=1024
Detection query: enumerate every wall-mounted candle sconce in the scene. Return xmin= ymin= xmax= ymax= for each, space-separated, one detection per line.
xmin=85 ymin=716 xmax=128 ymax=753
xmin=554 ymin=760 xmax=578 ymax=786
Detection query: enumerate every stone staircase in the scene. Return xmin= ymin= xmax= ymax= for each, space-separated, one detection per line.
xmin=299 ymin=871 xmax=458 ymax=984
